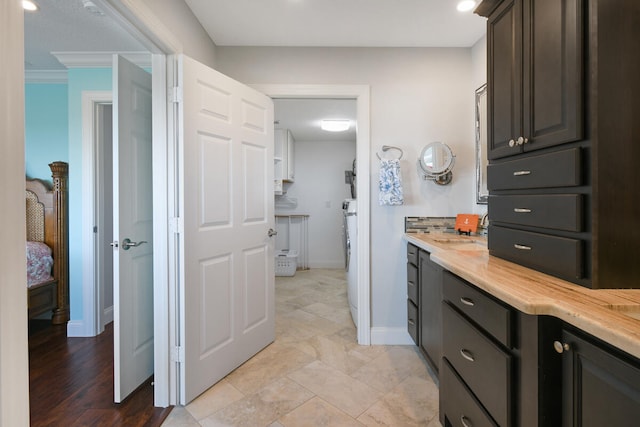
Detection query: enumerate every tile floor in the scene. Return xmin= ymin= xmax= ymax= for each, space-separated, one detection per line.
xmin=161 ymin=269 xmax=441 ymax=427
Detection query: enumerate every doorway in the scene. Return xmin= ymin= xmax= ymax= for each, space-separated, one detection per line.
xmin=255 ymin=84 xmax=371 ymax=345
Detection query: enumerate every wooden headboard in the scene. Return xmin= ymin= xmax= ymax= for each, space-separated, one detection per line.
xmin=25 ymin=162 xmax=69 ymax=324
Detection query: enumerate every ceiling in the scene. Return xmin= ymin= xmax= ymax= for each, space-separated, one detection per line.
xmin=23 ymin=0 xmax=486 ymax=142
xmin=274 ymin=98 xmax=357 ymax=142
xmin=184 ymin=0 xmax=486 ymax=48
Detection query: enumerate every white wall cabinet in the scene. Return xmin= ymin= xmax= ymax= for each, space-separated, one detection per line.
xmin=274 ymin=129 xmax=295 ymax=192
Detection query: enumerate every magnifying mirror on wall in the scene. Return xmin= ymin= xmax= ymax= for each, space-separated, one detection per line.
xmin=416 ymin=141 xmax=455 ymax=185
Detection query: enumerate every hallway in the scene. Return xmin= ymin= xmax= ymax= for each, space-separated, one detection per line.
xmin=162 ymin=269 xmax=440 ymax=426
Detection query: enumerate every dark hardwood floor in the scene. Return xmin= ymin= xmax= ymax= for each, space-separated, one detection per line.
xmin=29 ymin=320 xmax=172 ymax=427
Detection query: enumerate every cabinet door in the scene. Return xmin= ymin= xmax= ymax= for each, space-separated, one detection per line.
xmin=561 ymin=330 xmax=640 ymax=426
xmin=523 ymin=0 xmax=583 ymax=152
xmin=487 ymin=0 xmax=523 ymax=160
xmin=419 ymin=250 xmax=442 ymax=375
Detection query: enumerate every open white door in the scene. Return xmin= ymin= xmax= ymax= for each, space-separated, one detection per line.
xmin=112 ymin=55 xmax=154 ymax=403
xmin=175 ymin=55 xmax=275 ymax=404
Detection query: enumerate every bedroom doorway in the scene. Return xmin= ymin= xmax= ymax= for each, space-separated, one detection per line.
xmin=94 ymin=102 xmax=114 ymax=330
xmin=81 ymin=92 xmax=115 ymax=336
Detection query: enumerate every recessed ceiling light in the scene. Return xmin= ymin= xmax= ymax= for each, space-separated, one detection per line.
xmin=457 ymin=0 xmax=477 ymax=12
xmin=321 ymin=120 xmax=350 ymax=132
xmin=22 ymin=0 xmax=38 ymax=11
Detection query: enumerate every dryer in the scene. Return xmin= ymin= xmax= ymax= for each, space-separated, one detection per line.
xmin=342 ymin=199 xmax=358 ymax=327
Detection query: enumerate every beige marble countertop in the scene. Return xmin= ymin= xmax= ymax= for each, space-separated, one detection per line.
xmin=405 ymin=232 xmax=640 ymax=359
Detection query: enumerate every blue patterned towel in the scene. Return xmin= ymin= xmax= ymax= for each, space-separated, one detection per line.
xmin=379 ymin=159 xmax=404 ymax=206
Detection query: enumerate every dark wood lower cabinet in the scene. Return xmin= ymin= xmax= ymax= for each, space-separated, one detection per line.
xmin=441 ymin=359 xmax=497 ymax=427
xmin=561 ymin=329 xmax=640 ymax=427
xmin=419 ymin=250 xmax=442 ymax=375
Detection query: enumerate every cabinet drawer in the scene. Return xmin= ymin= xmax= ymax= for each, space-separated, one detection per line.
xmin=407 ymin=243 xmax=419 ymax=266
xmin=407 ymin=263 xmax=418 ymax=305
xmin=407 ymin=300 xmax=418 ymax=345
xmin=441 ymin=358 xmax=497 ymax=427
xmin=489 ymin=194 xmax=583 ymax=232
xmin=489 ymin=225 xmax=583 ymax=279
xmin=443 ymin=303 xmax=511 ymax=427
xmin=487 ymin=148 xmax=581 ymax=190
xmin=443 ymin=271 xmax=512 ymax=347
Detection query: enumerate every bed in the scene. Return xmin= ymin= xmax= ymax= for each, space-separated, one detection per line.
xmin=25 ymin=161 xmax=69 ymax=324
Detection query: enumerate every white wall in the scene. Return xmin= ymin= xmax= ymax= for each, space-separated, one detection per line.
xmin=277 ymin=139 xmax=356 ymax=268
xmin=216 ymin=47 xmax=483 ymax=334
xmin=471 ymin=35 xmax=488 ymax=215
xmin=130 ymin=0 xmax=218 ymax=68
xmin=0 ymin=1 xmax=30 ymax=425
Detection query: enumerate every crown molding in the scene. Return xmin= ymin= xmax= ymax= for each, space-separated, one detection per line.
xmin=51 ymin=51 xmax=152 ymax=69
xmin=25 ymin=70 xmax=69 ymax=84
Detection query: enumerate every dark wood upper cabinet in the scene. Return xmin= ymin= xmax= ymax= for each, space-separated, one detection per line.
xmin=486 ymin=0 xmax=584 ymax=160
xmin=479 ymin=0 xmax=640 ymax=289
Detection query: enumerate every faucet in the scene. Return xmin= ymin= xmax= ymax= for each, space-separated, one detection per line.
xmin=480 ymin=213 xmax=489 ymax=235
xmin=480 ymin=212 xmax=489 ymax=227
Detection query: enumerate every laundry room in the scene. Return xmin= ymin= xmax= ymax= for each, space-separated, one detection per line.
xmin=273 ymin=98 xmax=357 ymax=275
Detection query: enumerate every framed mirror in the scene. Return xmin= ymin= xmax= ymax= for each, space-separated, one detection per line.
xmin=475 ymin=84 xmax=488 ymax=204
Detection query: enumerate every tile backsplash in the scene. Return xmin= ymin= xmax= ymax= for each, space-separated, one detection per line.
xmin=405 ymin=216 xmax=487 ymax=235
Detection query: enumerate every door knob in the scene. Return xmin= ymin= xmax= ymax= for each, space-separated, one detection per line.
xmin=268 ymin=228 xmax=278 ymax=237
xmin=553 ymin=341 xmax=570 ymax=353
xmin=121 ymin=238 xmax=147 ymax=250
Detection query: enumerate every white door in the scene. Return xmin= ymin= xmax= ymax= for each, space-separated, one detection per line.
xmin=112 ymin=55 xmax=154 ymax=403
xmin=177 ymin=55 xmax=275 ymax=404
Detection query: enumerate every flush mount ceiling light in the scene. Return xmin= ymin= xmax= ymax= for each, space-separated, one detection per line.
xmin=82 ymin=0 xmax=105 ymax=16
xmin=321 ymin=120 xmax=351 ymax=132
xmin=22 ymin=0 xmax=38 ymax=11
xmin=456 ymin=0 xmax=477 ymax=12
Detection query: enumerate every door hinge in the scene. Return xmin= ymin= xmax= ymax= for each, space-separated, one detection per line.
xmin=169 ymin=217 xmax=183 ymax=234
xmin=169 ymin=86 xmax=183 ymax=104
xmin=171 ymin=346 xmax=185 ymax=363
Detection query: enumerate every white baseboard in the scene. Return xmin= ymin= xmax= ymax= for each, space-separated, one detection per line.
xmin=66 ymin=319 xmax=88 ymax=337
xmin=370 ymin=327 xmax=415 ymax=345
xmin=103 ymin=305 xmax=113 ymax=325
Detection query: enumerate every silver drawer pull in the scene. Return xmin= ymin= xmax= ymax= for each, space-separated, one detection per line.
xmin=408 ymin=319 xmax=415 ymax=326
xmin=514 ymin=208 xmax=532 ymax=213
xmin=514 ymin=243 xmax=532 ymax=250
xmin=460 ymin=349 xmax=475 ymax=362
xmin=513 ymin=170 xmax=531 ymax=176
xmin=461 ymin=415 xmax=473 ymax=427
xmin=460 ymin=297 xmax=475 ymax=307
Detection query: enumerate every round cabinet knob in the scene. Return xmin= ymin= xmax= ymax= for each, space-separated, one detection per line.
xmin=509 ymin=139 xmax=516 ymax=147
xmin=553 ymin=341 xmax=571 ymax=353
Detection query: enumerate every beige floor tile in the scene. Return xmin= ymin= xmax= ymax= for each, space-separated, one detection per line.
xmin=276 ymin=308 xmax=344 ymax=339
xmin=163 ymin=269 xmax=439 ymax=427
xmin=300 ymin=301 xmax=353 ymax=325
xmin=279 ymin=396 xmax=366 ymax=427
xmin=288 ymin=360 xmax=384 ymax=418
xmin=295 ymin=334 xmax=372 ymax=375
xmin=224 ymin=341 xmax=315 ymax=395
xmin=200 ymin=377 xmax=314 ymax=427
xmin=161 ymin=406 xmax=201 ymax=426
xmin=351 ymin=346 xmax=431 ymax=393
xmin=357 ymin=376 xmax=439 ymax=427
xmin=185 ymin=379 xmax=245 ymax=421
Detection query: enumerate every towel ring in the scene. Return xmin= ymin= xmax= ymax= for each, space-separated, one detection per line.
xmin=376 ymin=145 xmax=403 ymax=160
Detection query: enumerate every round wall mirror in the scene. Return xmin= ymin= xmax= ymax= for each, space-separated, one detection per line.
xmin=416 ymin=141 xmax=455 ymax=185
